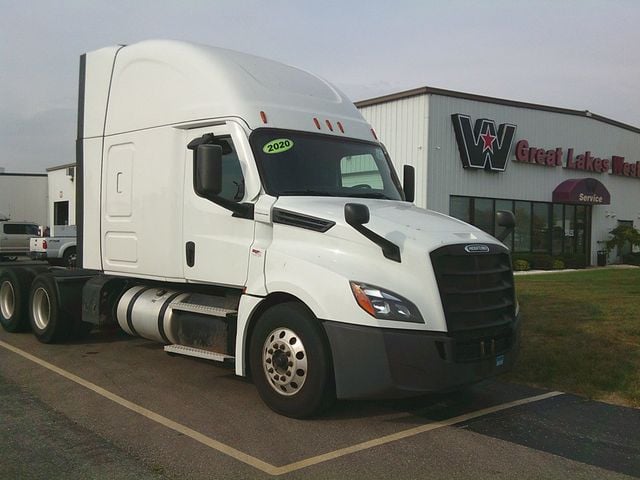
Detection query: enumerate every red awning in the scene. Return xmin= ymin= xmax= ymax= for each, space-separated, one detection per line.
xmin=552 ymin=178 xmax=610 ymax=205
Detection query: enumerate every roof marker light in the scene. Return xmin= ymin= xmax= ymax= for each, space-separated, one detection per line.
xmin=260 ymin=111 xmax=268 ymax=124
xmin=325 ymin=120 xmax=334 ymax=132
xmin=313 ymin=118 xmax=321 ymax=129
xmin=371 ymin=128 xmax=378 ymax=140
xmin=337 ymin=121 xmax=345 ymax=133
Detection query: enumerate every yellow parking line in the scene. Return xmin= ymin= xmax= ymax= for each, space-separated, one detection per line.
xmin=0 ymin=339 xmax=562 ymax=476
xmin=0 ymin=340 xmax=279 ymax=475
xmin=273 ymin=390 xmax=563 ymax=475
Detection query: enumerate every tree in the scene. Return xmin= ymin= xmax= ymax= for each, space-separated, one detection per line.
xmin=605 ymin=225 xmax=640 ymax=255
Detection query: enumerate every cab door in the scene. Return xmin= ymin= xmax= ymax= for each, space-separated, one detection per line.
xmin=182 ymin=125 xmax=255 ymax=287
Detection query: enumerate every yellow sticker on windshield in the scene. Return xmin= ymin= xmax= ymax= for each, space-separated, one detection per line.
xmin=263 ymin=138 xmax=294 ymax=154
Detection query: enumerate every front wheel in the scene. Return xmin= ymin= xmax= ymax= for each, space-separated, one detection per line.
xmin=249 ymin=302 xmax=335 ymax=418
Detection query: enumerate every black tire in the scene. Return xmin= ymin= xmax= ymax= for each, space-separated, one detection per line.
xmin=63 ymin=248 xmax=77 ymax=268
xmin=249 ymin=302 xmax=335 ymax=418
xmin=28 ymin=275 xmax=72 ymax=343
xmin=0 ymin=268 xmax=31 ymax=332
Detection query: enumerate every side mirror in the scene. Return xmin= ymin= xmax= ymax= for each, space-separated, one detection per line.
xmin=403 ymin=165 xmax=415 ymax=203
xmin=345 ymin=203 xmax=370 ymax=226
xmin=495 ymin=210 xmax=516 ymax=242
xmin=195 ymin=144 xmax=223 ymax=197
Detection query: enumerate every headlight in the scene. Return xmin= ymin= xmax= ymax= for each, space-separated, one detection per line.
xmin=349 ymin=281 xmax=423 ymax=323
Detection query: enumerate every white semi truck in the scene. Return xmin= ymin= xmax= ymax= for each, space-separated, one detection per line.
xmin=0 ymin=40 xmax=519 ymax=417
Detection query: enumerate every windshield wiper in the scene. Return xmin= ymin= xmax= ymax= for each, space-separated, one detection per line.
xmin=279 ymin=190 xmax=335 ymax=196
xmin=346 ymin=192 xmax=393 ymax=200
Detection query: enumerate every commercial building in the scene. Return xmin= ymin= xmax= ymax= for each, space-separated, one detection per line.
xmin=46 ymin=163 xmax=77 ymax=235
xmin=356 ymin=87 xmax=640 ymax=266
xmin=0 ymin=170 xmax=48 ymax=225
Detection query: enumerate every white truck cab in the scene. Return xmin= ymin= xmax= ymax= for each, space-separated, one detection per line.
xmin=0 ymin=40 xmax=519 ymax=418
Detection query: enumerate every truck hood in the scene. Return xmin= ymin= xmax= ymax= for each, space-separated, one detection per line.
xmin=272 ymin=196 xmax=501 ymax=252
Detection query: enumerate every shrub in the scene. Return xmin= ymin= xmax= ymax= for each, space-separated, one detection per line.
xmin=561 ymin=254 xmax=587 ymax=269
xmin=552 ymin=259 xmax=565 ymax=270
xmin=622 ymin=252 xmax=640 ymax=266
xmin=605 ymin=225 xmax=640 ymax=254
xmin=513 ymin=259 xmax=530 ymax=271
xmin=530 ymin=254 xmax=554 ymax=270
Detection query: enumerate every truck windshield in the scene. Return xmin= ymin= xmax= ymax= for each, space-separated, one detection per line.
xmin=250 ymin=129 xmax=403 ymax=200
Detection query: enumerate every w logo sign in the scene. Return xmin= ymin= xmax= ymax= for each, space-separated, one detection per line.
xmin=451 ymin=114 xmax=517 ymax=172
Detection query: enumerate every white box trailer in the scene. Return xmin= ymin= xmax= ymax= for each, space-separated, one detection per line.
xmin=0 ymin=40 xmax=519 ymax=417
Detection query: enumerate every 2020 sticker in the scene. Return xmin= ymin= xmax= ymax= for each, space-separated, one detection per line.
xmin=263 ymin=139 xmax=294 ymax=154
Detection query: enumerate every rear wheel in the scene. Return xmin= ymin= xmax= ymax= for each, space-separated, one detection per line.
xmin=0 ymin=269 xmax=30 ymax=332
xmin=29 ymin=275 xmax=70 ymax=343
xmin=249 ymin=302 xmax=335 ymax=418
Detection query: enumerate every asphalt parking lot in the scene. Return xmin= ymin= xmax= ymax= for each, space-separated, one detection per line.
xmin=1 ymin=327 xmax=638 ymax=480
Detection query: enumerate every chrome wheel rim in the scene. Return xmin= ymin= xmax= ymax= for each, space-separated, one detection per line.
xmin=262 ymin=327 xmax=308 ymax=396
xmin=0 ymin=281 xmax=15 ymax=319
xmin=32 ymin=287 xmax=51 ymax=330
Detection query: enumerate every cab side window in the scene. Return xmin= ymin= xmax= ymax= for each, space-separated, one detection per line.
xmin=218 ymin=140 xmax=245 ymax=202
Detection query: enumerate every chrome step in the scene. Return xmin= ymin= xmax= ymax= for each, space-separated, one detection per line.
xmin=164 ymin=344 xmax=234 ymax=363
xmin=169 ymin=302 xmax=237 ymax=317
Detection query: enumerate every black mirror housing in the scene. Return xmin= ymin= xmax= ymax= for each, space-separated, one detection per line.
xmin=195 ymin=144 xmax=223 ymax=197
xmin=495 ymin=210 xmax=516 ymax=243
xmin=496 ymin=210 xmax=516 ymax=229
xmin=403 ymin=165 xmax=415 ymax=203
xmin=345 ymin=203 xmax=370 ymax=226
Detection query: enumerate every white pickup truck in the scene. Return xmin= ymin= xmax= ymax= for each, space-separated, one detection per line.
xmin=0 ymin=217 xmax=40 ymax=260
xmin=29 ymin=225 xmax=77 ymax=267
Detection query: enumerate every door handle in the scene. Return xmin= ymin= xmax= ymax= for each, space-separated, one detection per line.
xmin=186 ymin=242 xmax=195 ymax=267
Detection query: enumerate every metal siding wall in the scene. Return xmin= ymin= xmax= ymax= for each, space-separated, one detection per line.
xmin=358 ymin=95 xmax=429 ymax=207
xmin=48 ymin=168 xmax=77 ymax=231
xmin=426 ymin=94 xmax=640 ymax=264
xmin=0 ymin=176 xmax=48 ymax=225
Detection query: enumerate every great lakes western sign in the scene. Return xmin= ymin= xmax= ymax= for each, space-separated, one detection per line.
xmin=451 ymin=114 xmax=640 ymax=179
xmin=515 ymin=140 xmax=640 ymax=178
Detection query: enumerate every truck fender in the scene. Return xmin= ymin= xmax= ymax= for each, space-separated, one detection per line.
xmin=235 ymin=289 xmax=322 ymax=377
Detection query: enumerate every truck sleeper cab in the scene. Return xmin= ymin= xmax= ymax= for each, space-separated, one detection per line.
xmin=0 ymin=40 xmax=520 ymax=418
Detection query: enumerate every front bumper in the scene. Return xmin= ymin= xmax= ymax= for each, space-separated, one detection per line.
xmin=323 ymin=315 xmax=520 ymax=400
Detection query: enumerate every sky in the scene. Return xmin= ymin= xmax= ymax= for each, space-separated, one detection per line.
xmin=1 ymin=0 xmax=639 ymax=173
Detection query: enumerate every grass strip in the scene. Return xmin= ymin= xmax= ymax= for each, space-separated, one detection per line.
xmin=506 ymin=269 xmax=640 ymax=407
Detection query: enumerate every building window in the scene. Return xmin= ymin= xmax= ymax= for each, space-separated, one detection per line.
xmin=495 ymin=199 xmax=514 ymax=249
xmin=450 ymin=196 xmax=471 ymax=223
xmin=551 ymin=204 xmax=563 ymax=255
xmin=340 ymin=154 xmax=384 ymax=189
xmin=514 ymin=201 xmax=531 ymax=252
xmin=449 ymin=195 xmax=590 ymax=257
xmin=563 ymin=205 xmax=575 ymax=254
xmin=474 ymin=198 xmax=494 ymax=236
xmin=532 ymin=202 xmax=550 ymax=253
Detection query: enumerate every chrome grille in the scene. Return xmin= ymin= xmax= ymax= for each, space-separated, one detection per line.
xmin=430 ymin=244 xmax=516 ymax=337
